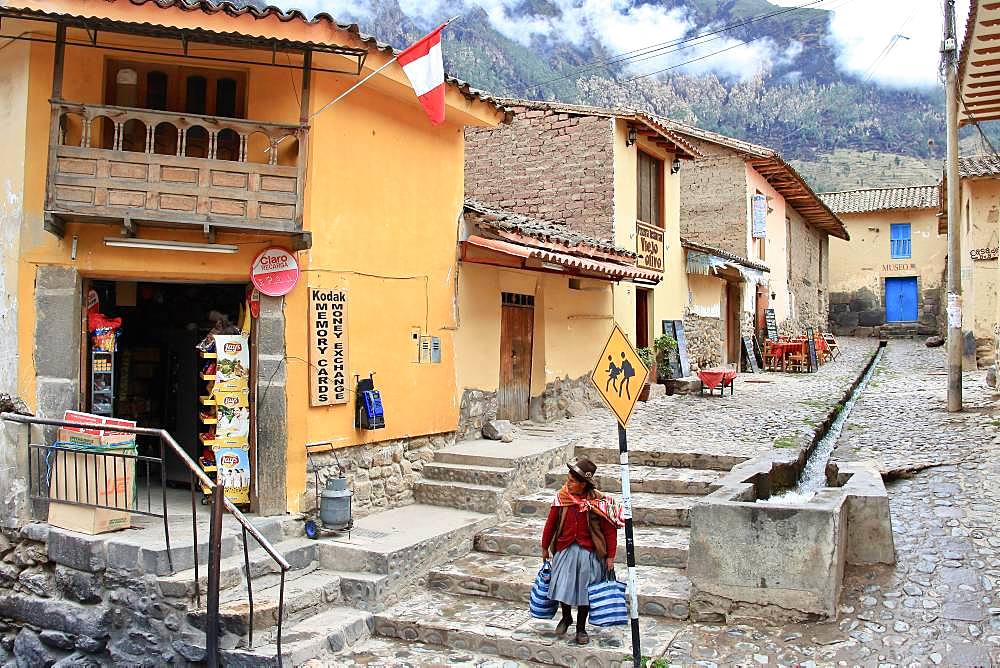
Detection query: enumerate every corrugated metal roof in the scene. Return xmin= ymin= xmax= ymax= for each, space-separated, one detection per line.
xmin=959 ymin=154 xmax=1000 ymax=178
xmin=680 ymin=238 xmax=769 ymax=273
xmin=819 ymin=185 xmax=940 ymax=214
xmin=1 ymin=0 xmax=508 ymax=114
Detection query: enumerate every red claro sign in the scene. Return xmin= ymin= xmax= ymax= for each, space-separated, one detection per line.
xmin=251 ymin=247 xmax=300 ymax=297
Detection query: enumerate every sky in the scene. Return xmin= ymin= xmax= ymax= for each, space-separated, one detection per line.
xmin=313 ymin=0 xmax=971 ymax=90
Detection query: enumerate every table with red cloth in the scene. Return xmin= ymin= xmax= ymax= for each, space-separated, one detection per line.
xmin=768 ymin=338 xmax=829 ymax=371
xmin=698 ymin=368 xmax=737 ymax=396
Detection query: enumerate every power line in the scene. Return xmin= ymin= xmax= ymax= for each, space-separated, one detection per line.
xmin=531 ymin=0 xmax=831 ymax=90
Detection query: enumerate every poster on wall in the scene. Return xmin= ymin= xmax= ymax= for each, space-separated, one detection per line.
xmin=752 ymin=194 xmax=767 ymax=239
xmin=309 ymin=287 xmax=350 ymax=406
xmin=214 ymin=440 xmax=251 ymax=505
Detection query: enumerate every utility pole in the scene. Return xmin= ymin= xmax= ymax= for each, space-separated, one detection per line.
xmin=944 ymin=0 xmax=963 ymax=412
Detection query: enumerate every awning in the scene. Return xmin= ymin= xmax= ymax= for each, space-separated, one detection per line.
xmin=462 ymin=235 xmax=663 ymax=283
xmin=687 ymin=250 xmax=767 ymax=285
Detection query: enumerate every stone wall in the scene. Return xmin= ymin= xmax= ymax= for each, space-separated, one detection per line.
xmin=678 ymin=139 xmax=749 ymax=258
xmin=464 ymin=106 xmax=616 ymax=242
xmin=684 ymin=312 xmax=724 ymax=371
xmin=458 ymin=389 xmax=498 ymax=441
xmin=529 ymin=374 xmax=602 ymax=422
xmin=829 ymin=284 xmax=942 ymax=337
xmin=301 ymin=434 xmax=455 ymax=519
xmin=786 ymin=211 xmax=828 ymax=334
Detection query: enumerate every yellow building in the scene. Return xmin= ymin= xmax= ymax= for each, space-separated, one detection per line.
xmin=461 ymin=100 xmax=699 ymax=426
xmin=662 ymin=121 xmax=848 ymax=367
xmin=0 ymin=0 xmax=506 ymax=516
xmin=821 ymin=186 xmax=945 ymax=338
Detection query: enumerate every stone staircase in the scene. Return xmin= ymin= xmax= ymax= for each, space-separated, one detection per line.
xmin=346 ymin=441 xmax=745 ymax=667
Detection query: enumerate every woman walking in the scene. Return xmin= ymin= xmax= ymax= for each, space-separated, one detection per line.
xmin=541 ymin=457 xmax=624 ymax=645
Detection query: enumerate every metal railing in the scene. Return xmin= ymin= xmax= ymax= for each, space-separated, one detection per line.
xmin=1 ymin=413 xmax=289 ymax=667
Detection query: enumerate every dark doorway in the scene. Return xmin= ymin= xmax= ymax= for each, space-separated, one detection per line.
xmin=498 ymin=293 xmax=534 ymax=422
xmin=636 ymin=288 xmax=651 ymax=349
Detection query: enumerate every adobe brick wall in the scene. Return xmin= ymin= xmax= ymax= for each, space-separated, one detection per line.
xmin=676 ymin=137 xmax=749 ymax=258
xmin=464 ymin=107 xmax=616 ymax=242
xmin=785 ymin=209 xmax=829 ymax=333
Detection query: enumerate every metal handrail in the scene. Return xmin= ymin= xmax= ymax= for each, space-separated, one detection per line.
xmin=1 ymin=412 xmax=289 ymax=664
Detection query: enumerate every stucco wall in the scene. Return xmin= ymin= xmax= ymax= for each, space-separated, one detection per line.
xmin=685 ymin=273 xmax=726 ymax=369
xmin=464 ymin=107 xmax=616 ymax=242
xmin=12 ymin=23 xmax=502 ymax=513
xmin=0 ymin=39 xmax=30 ymax=395
xmin=828 ymin=208 xmax=945 ymax=336
xmin=960 ymin=178 xmax=1000 ymax=367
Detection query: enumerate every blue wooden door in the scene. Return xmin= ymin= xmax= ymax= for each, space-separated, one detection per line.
xmin=885 ymin=277 xmax=918 ymax=322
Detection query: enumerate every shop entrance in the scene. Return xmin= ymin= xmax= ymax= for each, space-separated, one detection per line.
xmin=84 ymin=280 xmax=250 ymax=492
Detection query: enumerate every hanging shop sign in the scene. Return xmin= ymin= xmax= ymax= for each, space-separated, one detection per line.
xmin=246 ymin=286 xmax=261 ymax=318
xmin=752 ymin=194 xmax=767 ymax=239
xmin=309 ymin=287 xmax=349 ymax=406
xmin=251 ymin=247 xmax=300 ymax=296
xmin=635 ymin=222 xmax=665 ymax=272
xmin=970 ymin=247 xmax=999 ymax=261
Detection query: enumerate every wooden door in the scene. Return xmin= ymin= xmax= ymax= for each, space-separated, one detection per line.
xmin=755 ymin=284 xmax=769 ymax=339
xmin=498 ymin=293 xmax=534 ymax=422
xmin=726 ymin=282 xmax=742 ymax=364
xmin=636 ymin=289 xmax=650 ymax=349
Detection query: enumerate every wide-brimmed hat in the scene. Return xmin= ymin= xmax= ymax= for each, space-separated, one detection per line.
xmin=567 ymin=458 xmax=598 ymax=488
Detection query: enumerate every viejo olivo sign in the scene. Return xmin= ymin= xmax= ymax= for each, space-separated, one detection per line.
xmin=636 ymin=221 xmax=665 ymax=272
xmin=308 ymin=287 xmax=349 ymax=406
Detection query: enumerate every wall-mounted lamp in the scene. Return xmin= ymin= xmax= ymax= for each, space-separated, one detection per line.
xmin=626 ymin=126 xmax=637 ymax=147
xmin=670 ymin=158 xmax=681 ymax=174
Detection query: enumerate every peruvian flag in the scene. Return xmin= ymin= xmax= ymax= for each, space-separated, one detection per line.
xmin=398 ymin=22 xmax=448 ymax=126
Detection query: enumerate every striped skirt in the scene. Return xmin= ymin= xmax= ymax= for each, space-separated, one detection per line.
xmin=548 ymin=543 xmax=605 ymax=607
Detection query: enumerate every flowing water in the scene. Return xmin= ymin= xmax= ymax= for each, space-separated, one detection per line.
xmin=760 ymin=342 xmax=887 ymax=505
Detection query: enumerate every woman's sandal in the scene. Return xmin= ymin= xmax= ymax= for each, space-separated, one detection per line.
xmin=555 ymin=617 xmax=572 ymax=635
xmin=575 ymin=630 xmax=590 ymax=645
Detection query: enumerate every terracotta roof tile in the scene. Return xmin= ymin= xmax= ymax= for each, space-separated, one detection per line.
xmin=958 ymin=155 xmax=1000 ymax=178
xmin=819 ymin=185 xmax=940 ymax=214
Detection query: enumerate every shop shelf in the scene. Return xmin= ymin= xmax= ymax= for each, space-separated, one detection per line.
xmin=200 ymin=352 xmax=218 ymax=359
xmin=199 ymin=432 xmax=217 ymax=446
xmin=200 ymin=395 xmax=215 ymax=406
xmin=200 ymin=373 xmax=216 ymax=381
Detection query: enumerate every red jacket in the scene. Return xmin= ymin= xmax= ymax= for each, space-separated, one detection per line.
xmin=541 ymin=504 xmax=617 ymax=561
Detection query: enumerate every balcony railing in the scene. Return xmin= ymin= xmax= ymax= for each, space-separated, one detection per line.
xmin=46 ymin=100 xmax=307 ymax=237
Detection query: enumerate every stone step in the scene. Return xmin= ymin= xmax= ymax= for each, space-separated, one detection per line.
xmin=573 ymin=445 xmax=747 ymax=472
xmin=373 ymin=590 xmax=680 ymax=667
xmin=220 ymin=606 xmax=373 ymax=667
xmin=545 ymin=464 xmax=719 ymax=496
xmin=414 ymin=479 xmax=505 ymax=515
xmin=189 ymin=568 xmax=342 ymax=642
xmin=428 ymin=552 xmax=690 ymax=620
xmin=315 ymin=504 xmax=493 ymax=606
xmin=433 ymin=438 xmax=573 ymax=471
xmin=473 ymin=517 xmax=690 ymax=569
xmin=513 ymin=490 xmax=696 ymax=528
xmin=422 ymin=461 xmax=516 ymax=487
xmin=158 ymin=537 xmax=317 ymax=601
xmin=337 ymin=636 xmax=536 ymax=666
xmin=326 ymin=570 xmax=392 ymax=610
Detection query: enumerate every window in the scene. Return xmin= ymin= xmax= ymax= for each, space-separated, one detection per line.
xmin=637 ymin=150 xmax=663 ymax=228
xmin=890 ymin=223 xmax=912 ymax=259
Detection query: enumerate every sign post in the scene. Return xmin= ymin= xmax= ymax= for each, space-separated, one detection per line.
xmin=589 ymin=324 xmax=647 ymax=667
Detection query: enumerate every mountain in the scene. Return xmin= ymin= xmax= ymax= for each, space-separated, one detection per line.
xmin=339 ymin=0 xmax=964 ymax=191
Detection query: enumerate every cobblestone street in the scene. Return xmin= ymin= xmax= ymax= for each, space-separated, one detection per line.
xmin=663 ymin=340 xmax=1000 ymax=667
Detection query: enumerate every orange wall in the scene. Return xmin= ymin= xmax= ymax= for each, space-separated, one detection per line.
xmin=12 ymin=17 xmax=501 ymax=512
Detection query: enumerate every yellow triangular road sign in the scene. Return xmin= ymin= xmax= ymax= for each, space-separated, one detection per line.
xmin=589 ymin=323 xmax=649 ymax=428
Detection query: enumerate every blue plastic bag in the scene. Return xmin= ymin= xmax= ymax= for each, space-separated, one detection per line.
xmin=529 ymin=561 xmax=558 ymax=619
xmin=587 ymin=570 xmax=628 ymax=627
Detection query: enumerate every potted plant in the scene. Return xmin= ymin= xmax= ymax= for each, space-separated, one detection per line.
xmin=653 ymin=334 xmax=678 ymax=383
xmin=637 ymin=346 xmax=656 ymax=401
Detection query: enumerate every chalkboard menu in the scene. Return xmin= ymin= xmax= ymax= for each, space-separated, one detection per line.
xmin=805 ymin=326 xmax=818 ymax=372
xmin=742 ymin=335 xmax=760 ymax=373
xmin=662 ymin=320 xmax=690 ymax=378
xmin=764 ymin=309 xmax=778 ymax=340
xmin=751 ymin=335 xmax=765 ymax=369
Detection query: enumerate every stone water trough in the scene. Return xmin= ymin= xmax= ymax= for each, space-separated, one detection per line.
xmin=687 ymin=457 xmax=894 ymax=623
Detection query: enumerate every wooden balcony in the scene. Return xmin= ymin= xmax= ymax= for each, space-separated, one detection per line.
xmin=45 ymin=100 xmax=308 ymax=244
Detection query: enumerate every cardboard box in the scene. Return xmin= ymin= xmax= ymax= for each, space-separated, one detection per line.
xmin=47 ymin=428 xmax=137 ymax=534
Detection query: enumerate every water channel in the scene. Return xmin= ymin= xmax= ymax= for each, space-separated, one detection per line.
xmin=761 ymin=341 xmax=888 ymax=505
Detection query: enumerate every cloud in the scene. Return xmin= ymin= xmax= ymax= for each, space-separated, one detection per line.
xmin=771 ymin=0 xmax=970 ymax=89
